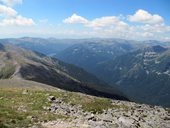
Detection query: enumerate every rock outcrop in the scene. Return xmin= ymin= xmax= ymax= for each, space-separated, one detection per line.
xmin=41 ymin=96 xmax=170 ymax=128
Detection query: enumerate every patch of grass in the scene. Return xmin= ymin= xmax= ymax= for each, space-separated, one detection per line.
xmin=49 ymin=91 xmax=126 ymax=114
xmin=166 ymin=108 xmax=170 ymax=113
xmin=0 ymin=62 xmax=15 ymax=79
xmin=47 ymin=91 xmax=114 ymax=114
xmin=81 ymin=98 xmax=113 ymax=114
xmin=0 ymin=87 xmax=128 ymax=127
xmin=112 ymin=104 xmax=129 ymax=110
xmin=56 ymin=91 xmax=129 ymax=114
xmin=0 ymin=88 xmax=70 ymax=127
xmin=0 ymin=105 xmax=31 ymax=128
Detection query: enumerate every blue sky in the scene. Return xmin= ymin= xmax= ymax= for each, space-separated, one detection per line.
xmin=0 ymin=0 xmax=170 ymax=41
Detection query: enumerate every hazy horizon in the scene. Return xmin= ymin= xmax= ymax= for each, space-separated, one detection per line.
xmin=1 ymin=37 xmax=170 ymax=42
xmin=0 ymin=0 xmax=170 ymax=41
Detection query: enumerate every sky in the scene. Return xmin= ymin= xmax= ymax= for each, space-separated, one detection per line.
xmin=0 ymin=0 xmax=170 ymax=41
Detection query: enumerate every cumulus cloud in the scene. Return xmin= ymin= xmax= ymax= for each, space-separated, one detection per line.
xmin=140 ymin=24 xmax=170 ymax=33
xmin=0 ymin=4 xmax=35 ymax=26
xmin=63 ymin=14 xmax=128 ymax=30
xmin=63 ymin=13 xmax=88 ymax=24
xmin=0 ymin=15 xmax=35 ymax=26
xmin=128 ymin=9 xmax=164 ymax=24
xmin=0 ymin=0 xmax=22 ymax=6
xmin=0 ymin=4 xmax=17 ymax=16
xmin=87 ymin=16 xmax=128 ymax=28
xmin=63 ymin=11 xmax=170 ymax=41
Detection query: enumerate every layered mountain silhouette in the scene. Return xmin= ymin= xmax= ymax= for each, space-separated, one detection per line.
xmin=55 ymin=40 xmax=142 ymax=73
xmin=1 ymin=38 xmax=170 ymax=107
xmin=54 ymin=41 xmax=170 ymax=107
xmin=0 ymin=43 xmax=127 ymax=100
xmin=92 ymin=45 xmax=170 ymax=107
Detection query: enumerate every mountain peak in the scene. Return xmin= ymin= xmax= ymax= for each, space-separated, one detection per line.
xmin=144 ymin=45 xmax=167 ymax=53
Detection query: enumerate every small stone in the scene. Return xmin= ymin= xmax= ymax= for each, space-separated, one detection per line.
xmin=31 ymin=116 xmax=39 ymax=122
xmin=27 ymin=116 xmax=32 ymax=119
xmin=86 ymin=114 xmax=96 ymax=121
xmin=118 ymin=117 xmax=135 ymax=127
xmin=31 ymin=125 xmax=39 ymax=128
xmin=22 ymin=89 xmax=28 ymax=95
xmin=100 ymin=113 xmax=113 ymax=123
xmin=164 ymin=116 xmax=170 ymax=120
xmin=48 ymin=96 xmax=56 ymax=102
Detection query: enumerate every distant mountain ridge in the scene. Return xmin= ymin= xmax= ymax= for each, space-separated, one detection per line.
xmin=0 ymin=37 xmax=75 ymax=55
xmin=0 ymin=43 xmax=127 ymax=100
xmin=1 ymin=37 xmax=170 ymax=107
xmin=55 ymin=40 xmax=143 ymax=73
xmin=89 ymin=45 xmax=170 ymax=107
xmin=54 ymin=40 xmax=170 ymax=107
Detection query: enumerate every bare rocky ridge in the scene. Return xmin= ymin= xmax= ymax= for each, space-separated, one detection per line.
xmin=41 ymin=95 xmax=170 ymax=128
xmin=0 ymin=44 xmax=127 ymax=100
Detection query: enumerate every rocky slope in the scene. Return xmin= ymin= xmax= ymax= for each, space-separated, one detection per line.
xmin=1 ymin=38 xmax=170 ymax=106
xmin=0 ymin=43 xmax=126 ymax=100
xmin=1 ymin=85 xmax=169 ymax=128
xmin=43 ymin=95 xmax=170 ymax=128
xmin=93 ymin=45 xmax=170 ymax=107
xmin=55 ymin=41 xmax=170 ymax=107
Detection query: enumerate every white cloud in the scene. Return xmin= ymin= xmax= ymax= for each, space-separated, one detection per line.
xmin=62 ymin=12 xmax=170 ymax=41
xmin=0 ymin=15 xmax=35 ymax=26
xmin=87 ymin=16 xmax=128 ymax=28
xmin=141 ymin=32 xmax=154 ymax=38
xmin=0 ymin=4 xmax=17 ymax=16
xmin=64 ymin=14 xmax=128 ymax=30
xmin=128 ymin=9 xmax=164 ymax=24
xmin=1 ymin=9 xmax=169 ymax=41
xmin=0 ymin=4 xmax=35 ymax=26
xmin=63 ymin=13 xmax=88 ymax=24
xmin=140 ymin=24 xmax=170 ymax=33
xmin=0 ymin=0 xmax=22 ymax=6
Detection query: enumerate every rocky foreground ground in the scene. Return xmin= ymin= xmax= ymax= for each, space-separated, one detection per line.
xmin=41 ymin=95 xmax=170 ymax=128
xmin=0 ymin=87 xmax=170 ymax=128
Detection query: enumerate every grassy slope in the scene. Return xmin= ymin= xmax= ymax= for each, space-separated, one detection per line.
xmin=0 ymin=80 xmax=127 ymax=128
xmin=0 ymin=79 xmax=57 ymax=90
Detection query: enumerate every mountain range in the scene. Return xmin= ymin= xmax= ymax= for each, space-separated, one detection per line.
xmin=92 ymin=45 xmax=170 ymax=106
xmin=54 ymin=39 xmax=170 ymax=107
xmin=0 ymin=43 xmax=127 ymax=100
xmin=1 ymin=37 xmax=170 ymax=107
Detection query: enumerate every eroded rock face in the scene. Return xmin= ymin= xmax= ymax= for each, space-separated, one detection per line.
xmin=41 ymin=96 xmax=170 ymax=128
